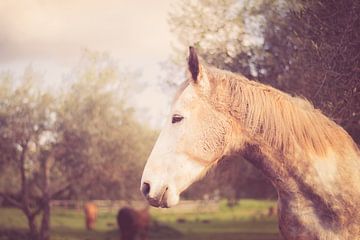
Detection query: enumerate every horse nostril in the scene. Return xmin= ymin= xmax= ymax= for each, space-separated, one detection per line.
xmin=141 ymin=182 xmax=151 ymax=197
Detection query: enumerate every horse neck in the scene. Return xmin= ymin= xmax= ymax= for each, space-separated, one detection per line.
xmin=232 ymin=129 xmax=360 ymax=227
xmin=238 ymin=140 xmax=295 ymax=193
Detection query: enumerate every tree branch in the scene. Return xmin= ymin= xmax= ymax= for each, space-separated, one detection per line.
xmin=50 ymin=183 xmax=71 ymax=199
xmin=0 ymin=192 xmax=23 ymax=209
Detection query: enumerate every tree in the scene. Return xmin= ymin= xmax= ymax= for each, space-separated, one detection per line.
xmin=169 ymin=0 xmax=253 ymax=77
xmin=0 ymin=68 xmax=63 ymax=240
xmin=263 ymin=0 xmax=360 ymax=141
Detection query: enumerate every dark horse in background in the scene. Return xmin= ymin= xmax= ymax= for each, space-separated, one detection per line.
xmin=117 ymin=206 xmax=150 ymax=240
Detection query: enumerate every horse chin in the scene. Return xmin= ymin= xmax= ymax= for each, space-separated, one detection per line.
xmin=147 ymin=198 xmax=168 ymax=208
xmin=146 ymin=189 xmax=180 ymax=208
xmin=164 ymin=193 xmax=180 ymax=208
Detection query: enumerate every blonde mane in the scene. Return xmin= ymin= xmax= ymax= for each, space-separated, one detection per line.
xmin=200 ymin=66 xmax=357 ymax=156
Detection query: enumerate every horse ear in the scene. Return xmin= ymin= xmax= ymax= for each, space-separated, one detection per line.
xmin=188 ymin=46 xmax=199 ymax=82
xmin=187 ymin=46 xmax=211 ymax=93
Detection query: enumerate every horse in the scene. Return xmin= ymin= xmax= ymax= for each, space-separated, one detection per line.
xmin=117 ymin=206 xmax=150 ymax=240
xmin=84 ymin=202 xmax=98 ymax=230
xmin=140 ymin=47 xmax=360 ymax=239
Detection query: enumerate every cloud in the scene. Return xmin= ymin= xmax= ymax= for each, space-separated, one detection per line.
xmin=0 ymin=0 xmax=182 ymax=128
xmin=0 ymin=0 xmax=173 ymax=63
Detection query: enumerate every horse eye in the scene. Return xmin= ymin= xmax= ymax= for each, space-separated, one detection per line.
xmin=172 ymin=114 xmax=184 ymax=124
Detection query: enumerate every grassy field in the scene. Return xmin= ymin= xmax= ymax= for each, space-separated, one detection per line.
xmin=0 ymin=199 xmax=281 ymax=240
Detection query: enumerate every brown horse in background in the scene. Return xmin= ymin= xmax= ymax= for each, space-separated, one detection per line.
xmin=117 ymin=206 xmax=150 ymax=240
xmin=84 ymin=202 xmax=98 ymax=230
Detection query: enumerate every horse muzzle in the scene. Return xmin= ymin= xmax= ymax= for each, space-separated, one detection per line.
xmin=140 ymin=181 xmax=178 ymax=208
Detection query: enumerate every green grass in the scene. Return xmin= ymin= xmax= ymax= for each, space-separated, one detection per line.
xmin=0 ymin=199 xmax=281 ymax=240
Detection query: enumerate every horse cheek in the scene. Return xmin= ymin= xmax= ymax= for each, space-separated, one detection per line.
xmin=193 ymin=122 xmax=227 ymax=162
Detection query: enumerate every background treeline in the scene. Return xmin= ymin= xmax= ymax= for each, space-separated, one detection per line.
xmin=0 ymin=51 xmax=158 ymax=239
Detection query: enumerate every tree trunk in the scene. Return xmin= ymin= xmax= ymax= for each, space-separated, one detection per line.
xmin=39 ymin=154 xmax=51 ymax=240
xmin=20 ymin=142 xmax=39 ymax=239
xmin=26 ymin=213 xmax=38 ymax=240
xmin=39 ymin=199 xmax=50 ymax=240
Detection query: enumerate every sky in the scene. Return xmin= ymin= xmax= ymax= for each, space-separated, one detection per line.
xmin=0 ymin=0 xmax=181 ymax=128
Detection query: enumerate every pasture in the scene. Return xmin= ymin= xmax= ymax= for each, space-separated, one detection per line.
xmin=0 ymin=199 xmax=281 ymax=240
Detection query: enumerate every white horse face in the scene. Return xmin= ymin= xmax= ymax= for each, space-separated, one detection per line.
xmin=140 ymin=48 xmax=231 ymax=207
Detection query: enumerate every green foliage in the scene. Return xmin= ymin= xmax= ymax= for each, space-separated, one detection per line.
xmin=272 ymin=0 xmax=360 ymax=139
xmin=0 ymin=66 xmax=57 ymax=203
xmin=56 ymin=50 xmax=158 ymax=200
